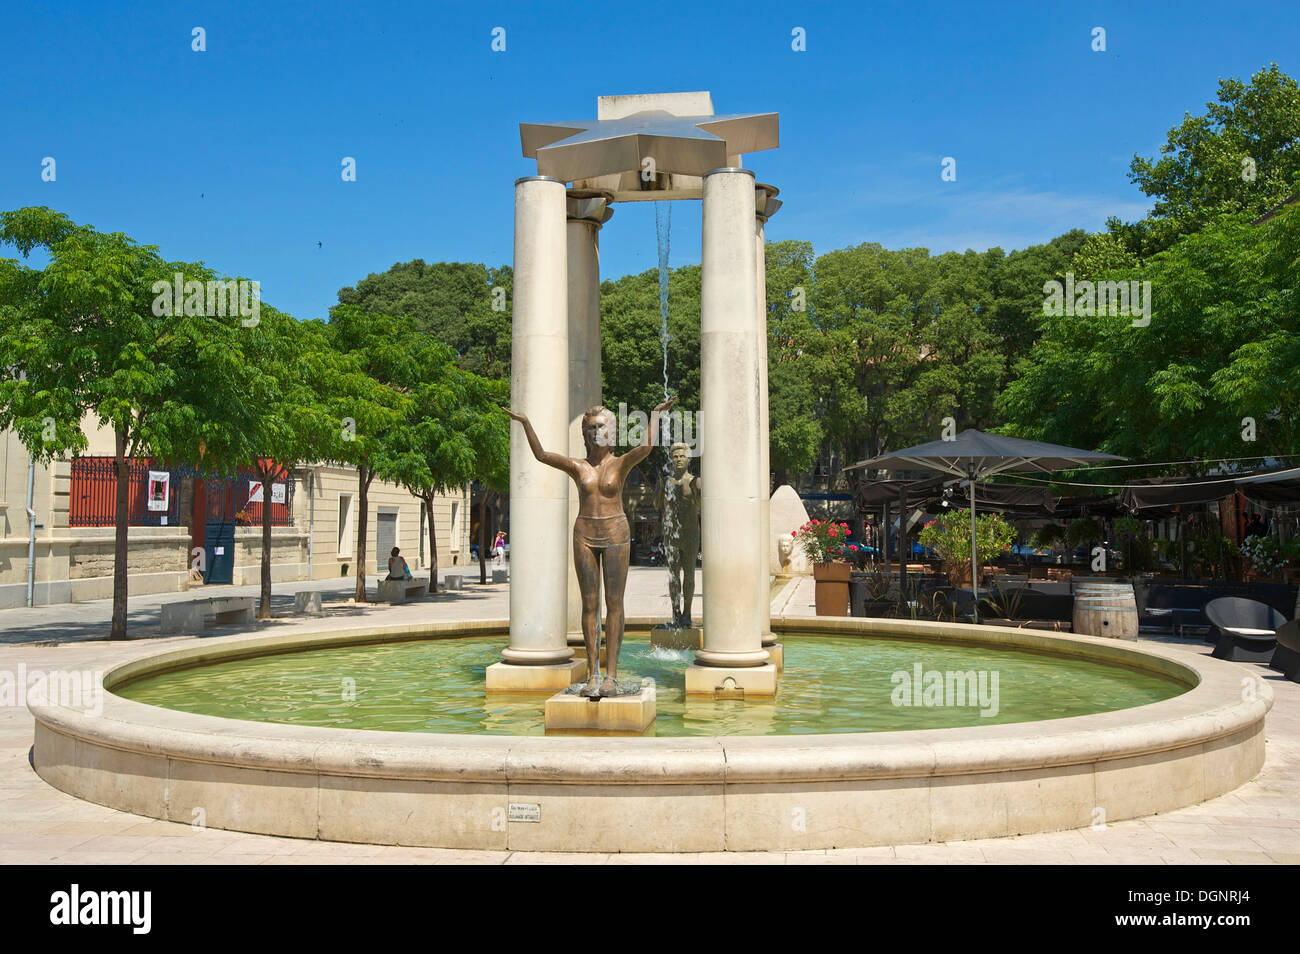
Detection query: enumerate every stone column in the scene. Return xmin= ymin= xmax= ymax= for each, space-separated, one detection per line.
xmin=687 ymin=168 xmax=775 ymax=695
xmin=565 ymin=191 xmax=612 ymax=648
xmin=755 ymin=184 xmax=780 ymax=651
xmin=488 ymin=176 xmax=582 ymax=690
xmin=755 ymin=183 xmax=784 ymax=673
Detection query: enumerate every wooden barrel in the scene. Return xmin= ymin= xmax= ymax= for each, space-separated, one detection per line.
xmin=1072 ymin=582 xmax=1139 ymax=639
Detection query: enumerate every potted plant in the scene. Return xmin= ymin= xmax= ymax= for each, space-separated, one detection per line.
xmin=854 ymin=568 xmax=894 ymax=617
xmin=1114 ymin=516 xmax=1156 ymax=575
xmin=916 ymin=509 xmax=1015 ymax=587
xmin=795 ymin=518 xmax=854 ymax=615
xmin=1240 ymin=535 xmax=1290 ymax=583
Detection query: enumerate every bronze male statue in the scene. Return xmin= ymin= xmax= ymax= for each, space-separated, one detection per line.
xmin=508 ymin=397 xmax=674 ymax=697
xmin=654 ymin=442 xmax=701 ymax=626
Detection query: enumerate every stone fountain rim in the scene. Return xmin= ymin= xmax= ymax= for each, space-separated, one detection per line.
xmin=28 ymin=615 xmax=1271 ymax=786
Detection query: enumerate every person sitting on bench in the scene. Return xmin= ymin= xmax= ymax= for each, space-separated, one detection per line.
xmin=386 ymin=547 xmax=412 ymax=581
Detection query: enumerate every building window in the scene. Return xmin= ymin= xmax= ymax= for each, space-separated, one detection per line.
xmin=337 ymin=493 xmax=354 ymax=558
xmin=450 ymin=501 xmax=460 ymax=552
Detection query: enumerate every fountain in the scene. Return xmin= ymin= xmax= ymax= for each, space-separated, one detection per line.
xmin=25 ymin=93 xmax=1272 ymax=853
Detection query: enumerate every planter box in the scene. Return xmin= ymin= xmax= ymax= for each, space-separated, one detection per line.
xmin=814 ymin=562 xmax=851 ymax=616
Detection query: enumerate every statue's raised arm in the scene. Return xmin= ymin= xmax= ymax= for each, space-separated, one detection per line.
xmin=619 ymin=396 xmax=676 ymax=475
xmin=506 ymin=409 xmax=580 ymax=479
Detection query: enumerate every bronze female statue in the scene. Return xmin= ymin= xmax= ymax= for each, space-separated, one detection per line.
xmin=508 ymin=397 xmax=674 ymax=697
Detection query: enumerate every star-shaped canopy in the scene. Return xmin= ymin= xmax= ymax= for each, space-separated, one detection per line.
xmin=520 ymin=110 xmax=778 ymax=183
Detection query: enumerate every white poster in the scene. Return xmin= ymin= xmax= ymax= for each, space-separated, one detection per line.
xmin=249 ymin=481 xmax=286 ymax=504
xmin=147 ymin=471 xmax=170 ymax=511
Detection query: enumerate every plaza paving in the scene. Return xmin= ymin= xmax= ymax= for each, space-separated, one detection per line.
xmin=1 ymin=567 xmax=1296 ymax=864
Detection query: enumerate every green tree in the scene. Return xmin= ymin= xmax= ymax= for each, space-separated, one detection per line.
xmin=1117 ymin=64 xmax=1300 ymax=255
xmin=0 ymin=207 xmax=250 ymax=638
xmin=223 ymin=310 xmax=337 ymax=618
xmin=385 ymin=345 xmax=509 ymax=593
xmin=335 ymin=260 xmax=513 ymax=378
xmin=321 ymin=306 xmax=419 ymax=602
xmin=999 ymin=205 xmax=1300 ymax=462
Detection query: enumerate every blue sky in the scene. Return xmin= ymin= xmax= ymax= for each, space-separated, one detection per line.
xmin=2 ymin=0 xmax=1296 ymax=320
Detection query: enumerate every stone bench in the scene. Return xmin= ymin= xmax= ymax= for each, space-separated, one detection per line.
xmin=376 ymin=578 xmax=429 ymax=603
xmin=492 ymin=569 xmax=509 ymax=584
xmin=443 ymin=575 xmax=463 ymax=590
xmin=160 ymin=596 xmax=256 ymax=634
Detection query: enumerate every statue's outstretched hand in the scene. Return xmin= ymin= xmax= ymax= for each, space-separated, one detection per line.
xmin=505 ymin=408 xmax=528 ymax=424
xmin=653 ymin=395 xmax=676 ymax=414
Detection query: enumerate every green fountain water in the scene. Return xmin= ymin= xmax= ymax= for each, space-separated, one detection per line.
xmin=115 ymin=632 xmax=1186 ymax=737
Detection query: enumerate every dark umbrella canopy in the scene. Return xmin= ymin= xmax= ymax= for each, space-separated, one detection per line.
xmin=855 ymin=430 xmax=1125 ymax=618
xmin=854 ymin=429 xmax=1125 ymax=478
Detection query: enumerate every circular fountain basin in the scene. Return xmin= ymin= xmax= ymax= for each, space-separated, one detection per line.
xmin=114 ymin=633 xmax=1186 ymax=736
xmin=29 ymin=616 xmax=1271 ymax=852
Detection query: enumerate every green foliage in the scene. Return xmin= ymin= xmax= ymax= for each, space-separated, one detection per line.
xmin=1121 ymin=64 xmax=1300 ymax=255
xmin=1114 ymin=516 xmax=1156 ymax=574
xmin=917 ymin=509 xmax=1015 ymax=567
xmin=1000 ymin=203 xmax=1300 ymax=460
xmin=335 ymin=260 xmax=513 ymax=379
xmin=1066 ymin=518 xmax=1104 ymax=550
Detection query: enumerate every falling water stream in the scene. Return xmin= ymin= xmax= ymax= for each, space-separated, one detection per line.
xmin=653 ymin=202 xmax=681 ymax=625
xmin=654 ymin=202 xmax=672 ymax=401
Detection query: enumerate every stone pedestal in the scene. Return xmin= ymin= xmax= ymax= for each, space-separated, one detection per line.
xmin=765 ymin=642 xmax=784 ymax=672
xmin=650 ymin=625 xmax=702 ymax=650
xmin=684 ymin=663 xmax=778 ymax=697
xmin=544 ymin=680 xmax=656 ymax=733
xmin=486 ymin=659 xmax=587 ymax=693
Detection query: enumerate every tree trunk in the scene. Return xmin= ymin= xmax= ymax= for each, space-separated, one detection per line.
xmin=110 ymin=428 xmax=131 ymax=640
xmin=478 ymin=492 xmax=490 ymax=585
xmin=355 ymin=463 xmax=371 ymax=603
xmin=424 ymin=494 xmax=439 ymax=594
xmin=258 ymin=465 xmax=274 ymax=620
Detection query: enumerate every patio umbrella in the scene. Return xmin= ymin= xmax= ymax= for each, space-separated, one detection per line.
xmin=855 ymin=430 xmax=1125 ymax=619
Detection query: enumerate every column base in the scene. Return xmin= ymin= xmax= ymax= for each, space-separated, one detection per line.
xmin=685 ymin=663 xmax=778 ymax=697
xmin=765 ymin=642 xmax=784 ymax=673
xmin=761 ymin=630 xmax=777 ymax=647
xmin=650 ymin=624 xmax=702 ymax=650
xmin=485 ymin=659 xmax=587 ymax=693
xmin=544 ymin=681 xmax=656 ymax=733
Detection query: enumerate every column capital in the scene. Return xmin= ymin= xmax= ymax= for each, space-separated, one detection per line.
xmin=566 ymin=189 xmax=614 ymax=226
xmin=755 ymin=183 xmax=782 ymax=222
xmin=704 ymin=166 xmax=755 ymax=179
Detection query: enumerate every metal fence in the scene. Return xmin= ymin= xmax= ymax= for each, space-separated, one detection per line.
xmin=68 ymin=457 xmax=183 ymax=527
xmin=68 ymin=457 xmax=295 ymax=528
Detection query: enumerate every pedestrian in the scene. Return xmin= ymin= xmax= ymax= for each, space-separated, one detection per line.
xmin=387 ymin=547 xmax=412 ymax=581
xmin=493 ymin=530 xmax=506 ymax=567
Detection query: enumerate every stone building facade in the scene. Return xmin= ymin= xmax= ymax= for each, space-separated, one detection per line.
xmin=0 ymin=420 xmax=470 ymax=609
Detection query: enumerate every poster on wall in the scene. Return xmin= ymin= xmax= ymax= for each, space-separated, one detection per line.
xmin=248 ymin=481 xmax=286 ymax=504
xmin=147 ymin=471 xmax=170 ymax=511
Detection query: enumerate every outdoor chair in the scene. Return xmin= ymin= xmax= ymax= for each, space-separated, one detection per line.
xmin=1271 ymin=619 xmax=1300 ymax=683
xmin=1205 ymin=597 xmax=1285 ymax=661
